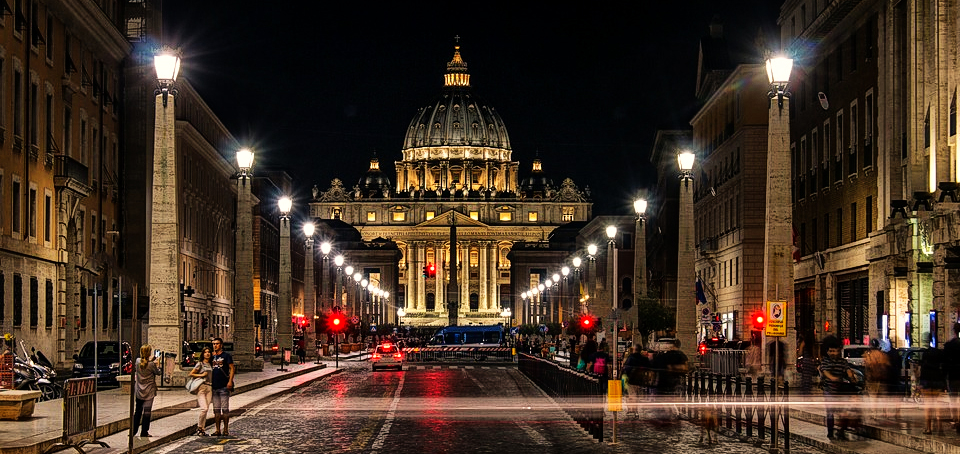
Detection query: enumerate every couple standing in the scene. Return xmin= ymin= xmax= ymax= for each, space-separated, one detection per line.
xmin=189 ymin=337 xmax=236 ymax=437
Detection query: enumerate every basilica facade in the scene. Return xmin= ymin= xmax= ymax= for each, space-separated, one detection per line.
xmin=309 ymin=46 xmax=592 ymax=327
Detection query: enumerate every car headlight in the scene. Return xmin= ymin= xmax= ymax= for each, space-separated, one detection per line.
xmin=74 ymin=363 xmax=84 ymax=369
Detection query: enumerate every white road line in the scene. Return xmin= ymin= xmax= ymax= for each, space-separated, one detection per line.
xmin=370 ymin=373 xmax=405 ymax=452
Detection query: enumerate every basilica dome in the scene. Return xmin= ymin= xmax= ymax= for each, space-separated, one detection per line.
xmin=401 ymin=46 xmax=512 ymax=156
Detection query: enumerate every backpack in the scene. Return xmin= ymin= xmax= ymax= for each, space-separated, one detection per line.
xmin=593 ymin=356 xmax=607 ymax=375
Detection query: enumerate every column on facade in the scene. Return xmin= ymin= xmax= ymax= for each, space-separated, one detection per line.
xmin=499 ymin=163 xmax=507 ymax=191
xmin=485 ymin=162 xmax=492 ymax=189
xmin=404 ymin=244 xmax=414 ymax=311
xmin=416 ymin=243 xmax=426 ymax=311
xmin=488 ymin=242 xmax=498 ymax=310
xmin=464 ymin=161 xmax=472 ymax=190
xmin=479 ymin=243 xmax=488 ymax=312
xmin=435 ymin=244 xmax=445 ymax=312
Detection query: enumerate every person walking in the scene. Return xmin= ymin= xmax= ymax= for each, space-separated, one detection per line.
xmin=211 ymin=337 xmax=235 ymax=437
xmin=189 ymin=347 xmax=214 ymax=436
xmin=919 ymin=336 xmax=945 ymax=435
xmin=132 ymin=344 xmax=160 ymax=438
xmin=943 ymin=323 xmax=960 ymax=433
xmin=863 ymin=339 xmax=890 ymax=419
xmin=621 ymin=344 xmax=651 ymax=418
xmin=820 ymin=335 xmax=857 ymax=440
xmin=591 ymin=342 xmax=613 ymax=377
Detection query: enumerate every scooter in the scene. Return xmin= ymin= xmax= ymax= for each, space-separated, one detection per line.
xmin=17 ymin=340 xmax=62 ymax=401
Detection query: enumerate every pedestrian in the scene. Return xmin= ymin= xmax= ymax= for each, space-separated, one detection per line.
xmin=919 ymin=335 xmax=945 ymax=435
xmin=943 ymin=323 xmax=960 ymax=432
xmin=211 ymin=337 xmax=235 ymax=437
xmin=820 ymin=335 xmax=857 ymax=440
xmin=621 ymin=345 xmax=651 ymax=418
xmin=591 ymin=342 xmax=612 ymax=377
xmin=746 ymin=333 xmax=762 ymax=380
xmin=132 ymin=344 xmax=160 ymax=438
xmin=883 ymin=345 xmax=903 ymax=420
xmin=650 ymin=339 xmax=688 ymax=425
xmin=863 ymin=339 xmax=890 ymax=419
xmin=797 ymin=343 xmax=817 ymax=395
xmin=296 ymin=339 xmax=306 ymax=364
xmin=189 ymin=347 xmax=214 ymax=436
xmin=579 ymin=335 xmax=598 ymax=371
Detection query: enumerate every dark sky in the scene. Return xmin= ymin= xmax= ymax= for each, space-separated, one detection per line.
xmin=161 ymin=2 xmax=781 ymax=215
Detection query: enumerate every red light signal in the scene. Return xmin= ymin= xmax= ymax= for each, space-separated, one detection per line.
xmin=329 ymin=313 xmax=346 ymax=333
xmin=427 ymin=263 xmax=437 ymax=277
xmin=752 ymin=311 xmax=766 ymax=331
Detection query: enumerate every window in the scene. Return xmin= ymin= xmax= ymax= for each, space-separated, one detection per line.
xmin=499 ymin=212 xmax=511 ymax=221
xmin=835 ymin=110 xmax=844 ymax=181
xmin=45 ymin=13 xmax=53 ymax=61
xmin=849 ymin=102 xmax=858 ymax=175
xmin=28 ymin=186 xmax=35 ymax=239
xmin=836 ymin=208 xmax=843 ymax=246
xmin=562 ymin=207 xmax=574 ymax=222
xmin=864 ymin=92 xmax=874 ymax=167
xmin=425 ymin=211 xmax=435 ymax=220
xmin=13 ymin=274 xmax=22 ymax=327
xmin=822 ymin=120 xmax=831 ymax=188
xmin=80 ymin=118 xmax=86 ymax=163
xmin=823 ymin=214 xmax=829 ymax=249
xmin=12 ymin=178 xmax=20 ymax=235
xmin=43 ymin=191 xmax=50 ymax=242
xmin=0 ymin=273 xmax=4 ymax=323
xmin=79 ymin=285 xmax=86 ymax=329
xmin=851 ymin=202 xmax=858 ymax=241
xmin=29 ymin=81 xmax=37 ymax=147
xmin=63 ymin=105 xmax=71 ymax=155
xmin=469 ymin=211 xmax=478 ymax=220
xmin=14 ymin=69 xmax=22 ymax=144
xmin=29 ymin=276 xmax=37 ymax=328
xmin=366 ymin=211 xmax=376 ymax=222
xmin=332 ymin=207 xmax=341 ymax=220
xmin=866 ymin=196 xmax=873 ymax=234
xmin=45 ymin=92 xmax=53 ymax=154
xmin=392 ymin=212 xmax=405 ymax=222
xmin=527 ymin=211 xmax=538 ymax=222
xmin=810 ymin=129 xmax=818 ymax=194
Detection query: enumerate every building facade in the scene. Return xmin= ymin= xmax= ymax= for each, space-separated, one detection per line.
xmin=310 ymin=45 xmax=592 ymax=327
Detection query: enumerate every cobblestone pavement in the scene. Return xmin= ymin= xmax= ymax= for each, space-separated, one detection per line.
xmin=146 ymin=363 xmax=832 ymax=454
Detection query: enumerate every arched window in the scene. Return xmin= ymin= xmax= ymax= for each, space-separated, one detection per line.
xmin=469 ymin=293 xmax=479 ymax=312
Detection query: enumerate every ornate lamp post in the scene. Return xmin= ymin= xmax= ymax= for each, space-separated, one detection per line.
xmin=587 ymin=244 xmax=598 ymax=305
xmin=676 ymin=150 xmax=697 ymax=358
xmin=572 ymin=257 xmax=583 ymax=313
xmin=606 ymin=224 xmax=621 ymax=443
xmin=633 ymin=198 xmax=648 ymax=336
xmin=147 ymin=46 xmax=184 ymax=368
xmin=277 ymin=196 xmax=293 ymax=356
xmin=233 ymin=148 xmax=259 ymax=369
xmin=397 ymin=308 xmax=405 ymax=330
xmin=302 ymin=222 xmax=316 ymax=361
xmin=561 ymin=266 xmax=570 ymax=321
xmin=319 ymin=242 xmax=332 ymax=312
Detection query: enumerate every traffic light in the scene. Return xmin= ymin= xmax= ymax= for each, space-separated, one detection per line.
xmin=328 ymin=313 xmax=346 ymax=333
xmin=579 ymin=314 xmax=597 ymax=332
xmin=752 ymin=311 xmax=766 ymax=331
xmin=422 ymin=265 xmax=428 ymax=277
xmin=427 ymin=263 xmax=436 ymax=278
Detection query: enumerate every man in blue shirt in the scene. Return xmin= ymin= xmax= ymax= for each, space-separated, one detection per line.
xmin=211 ymin=337 xmax=235 ymax=437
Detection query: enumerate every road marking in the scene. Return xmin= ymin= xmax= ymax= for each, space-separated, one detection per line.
xmin=517 ymin=422 xmax=550 ymax=445
xmin=370 ymin=373 xmax=405 ymax=452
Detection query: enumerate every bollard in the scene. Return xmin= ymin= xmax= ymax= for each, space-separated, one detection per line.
xmin=783 ymin=380 xmax=790 ymax=454
xmin=746 ymin=376 xmax=754 ymax=438
xmin=725 ymin=375 xmax=733 ymax=430
xmin=757 ymin=376 xmax=766 ymax=439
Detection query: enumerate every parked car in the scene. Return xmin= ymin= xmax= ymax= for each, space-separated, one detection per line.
xmin=182 ymin=340 xmax=234 ymax=366
xmin=72 ymin=341 xmax=133 ymax=387
xmin=842 ymin=345 xmax=871 ymax=371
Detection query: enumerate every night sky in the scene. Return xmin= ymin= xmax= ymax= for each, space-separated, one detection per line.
xmin=161 ymin=2 xmax=781 ymax=215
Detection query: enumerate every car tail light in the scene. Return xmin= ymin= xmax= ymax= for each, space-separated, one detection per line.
xmin=393 ymin=353 xmax=402 ymax=359
xmin=372 ymin=354 xmax=381 ymax=359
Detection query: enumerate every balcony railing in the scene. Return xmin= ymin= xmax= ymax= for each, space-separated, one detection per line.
xmin=54 ymin=154 xmax=89 ymax=189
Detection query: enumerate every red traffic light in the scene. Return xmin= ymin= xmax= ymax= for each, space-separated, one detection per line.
xmin=427 ymin=263 xmax=437 ymax=277
xmin=752 ymin=311 xmax=766 ymax=330
xmin=582 ymin=318 xmax=591 ymax=326
xmin=328 ymin=313 xmax=346 ymax=332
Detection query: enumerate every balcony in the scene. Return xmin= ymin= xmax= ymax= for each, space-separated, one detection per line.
xmin=54 ymin=155 xmax=91 ymax=197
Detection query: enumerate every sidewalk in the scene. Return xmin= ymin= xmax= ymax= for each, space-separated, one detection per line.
xmin=0 ymin=352 xmax=367 ymax=454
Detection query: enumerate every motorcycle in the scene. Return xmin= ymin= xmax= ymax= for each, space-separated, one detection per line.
xmin=16 ymin=340 xmax=62 ymax=401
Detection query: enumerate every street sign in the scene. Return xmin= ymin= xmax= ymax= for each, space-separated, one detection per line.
xmin=351 ymin=316 xmax=360 ymax=325
xmin=509 ymin=327 xmax=519 ymax=335
xmin=765 ymin=300 xmax=786 ymax=337
xmin=370 ymin=325 xmax=377 ymax=332
xmin=539 ymin=324 xmax=548 ymax=334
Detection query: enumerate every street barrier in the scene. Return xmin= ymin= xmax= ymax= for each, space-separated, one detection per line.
xmin=702 ymin=348 xmax=747 ymax=376
xmin=402 ymin=346 xmax=513 ymax=362
xmin=43 ymin=377 xmax=108 ymax=453
xmin=683 ymin=371 xmax=790 ymax=452
xmin=517 ymin=353 xmax=605 ymax=441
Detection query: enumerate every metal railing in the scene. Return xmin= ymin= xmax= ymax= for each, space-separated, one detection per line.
xmin=44 ymin=377 xmax=108 ymax=453
xmin=683 ymin=371 xmax=791 ymax=452
xmin=701 ymin=348 xmax=747 ymax=376
xmin=518 ymin=353 xmax=606 ymax=440
xmin=402 ymin=346 xmax=513 ymax=362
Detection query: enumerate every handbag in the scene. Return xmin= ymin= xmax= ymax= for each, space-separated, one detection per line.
xmin=185 ymin=377 xmax=203 ymax=394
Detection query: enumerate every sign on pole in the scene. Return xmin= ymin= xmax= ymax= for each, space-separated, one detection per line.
xmin=765 ymin=300 xmax=786 ymax=337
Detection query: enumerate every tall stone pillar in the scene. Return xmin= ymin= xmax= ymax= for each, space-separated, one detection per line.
xmin=303 ymin=236 xmax=315 ymax=360
xmin=676 ymin=167 xmax=697 ymax=358
xmin=234 ymin=164 xmax=259 ymax=370
xmin=148 ymin=91 xmax=182 ymax=368
xmin=278 ymin=212 xmax=292 ymax=354
xmin=488 ymin=242 xmax=498 ymax=310
xmin=479 ymin=244 xmax=488 ymax=311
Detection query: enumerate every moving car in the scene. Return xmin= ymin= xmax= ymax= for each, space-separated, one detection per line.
xmin=371 ymin=342 xmax=404 ymax=371
xmin=72 ymin=341 xmax=133 ymax=387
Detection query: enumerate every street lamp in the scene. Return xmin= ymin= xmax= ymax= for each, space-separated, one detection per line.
xmin=353 ymin=272 xmax=362 ymax=321
xmin=277 ymin=196 xmax=293 ymax=356
xmin=302 ymin=222 xmax=316 ymax=361
xmin=232 ymin=147 xmax=258 ymax=370
xmin=319 ymin=242 xmax=332 ymax=313
xmin=764 ymin=54 xmax=795 ymax=383
xmin=633 ymin=198 xmax=648 ymax=337
xmin=606 ymin=223 xmax=621 ymax=444
xmin=676 ymin=150 xmax=697 ymax=358
xmin=147 ymin=46 xmax=185 ymax=369
xmin=397 ymin=308 xmax=405 ymax=329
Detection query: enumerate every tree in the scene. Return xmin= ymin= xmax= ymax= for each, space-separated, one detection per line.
xmin=634 ymin=293 xmax=675 ymax=349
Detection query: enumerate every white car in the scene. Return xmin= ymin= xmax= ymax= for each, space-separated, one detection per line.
xmin=371 ymin=342 xmax=404 ymax=371
xmin=842 ymin=345 xmax=870 ymax=370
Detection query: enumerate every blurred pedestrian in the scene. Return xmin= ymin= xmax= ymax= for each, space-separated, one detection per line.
xmin=296 ymin=339 xmax=306 ymax=364
xmin=746 ymin=333 xmax=762 ymax=379
xmin=884 ymin=345 xmax=903 ymax=419
xmin=820 ymin=335 xmax=857 ymax=440
xmin=943 ymin=323 xmax=960 ymax=432
xmin=863 ymin=339 xmax=890 ymax=419
xmin=189 ymin=347 xmax=214 ymax=436
xmin=919 ymin=335 xmax=945 ymax=435
xmin=132 ymin=344 xmax=160 ymax=438
xmin=591 ymin=342 xmax=612 ymax=377
xmin=579 ymin=335 xmax=598 ymax=371
xmin=797 ymin=343 xmax=817 ymax=395
xmin=652 ymin=339 xmax=689 ymax=397
xmin=622 ymin=345 xmax=651 ymax=418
